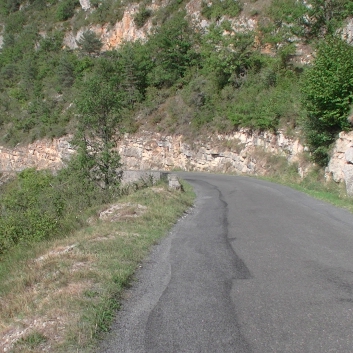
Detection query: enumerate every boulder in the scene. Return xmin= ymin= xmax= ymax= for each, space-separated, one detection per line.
xmin=79 ymin=0 xmax=90 ymax=10
xmin=168 ymin=174 xmax=182 ymax=191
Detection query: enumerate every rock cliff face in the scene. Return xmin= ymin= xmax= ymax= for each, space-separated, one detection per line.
xmin=118 ymin=130 xmax=304 ymax=175
xmin=0 ymin=129 xmax=303 ymax=174
xmin=0 ymin=137 xmax=75 ymax=173
xmin=63 ymin=4 xmax=152 ymax=50
xmin=326 ymin=131 xmax=353 ymax=196
xmin=67 ymin=0 xmax=312 ymax=63
xmin=2 ymin=130 xmax=353 ymax=195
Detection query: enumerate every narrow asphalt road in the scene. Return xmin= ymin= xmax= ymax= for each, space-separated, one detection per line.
xmin=98 ymin=173 xmax=353 ymax=353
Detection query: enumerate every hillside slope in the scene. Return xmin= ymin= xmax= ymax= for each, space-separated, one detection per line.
xmin=0 ymin=0 xmax=352 ymax=165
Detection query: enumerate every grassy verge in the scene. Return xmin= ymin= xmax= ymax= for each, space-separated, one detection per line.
xmin=259 ymin=166 xmax=353 ymax=213
xmin=0 ymin=180 xmax=194 ymax=353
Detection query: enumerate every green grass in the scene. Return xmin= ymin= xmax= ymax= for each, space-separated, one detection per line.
xmin=0 ymin=180 xmax=195 ymax=353
xmin=259 ymin=167 xmax=353 ymax=213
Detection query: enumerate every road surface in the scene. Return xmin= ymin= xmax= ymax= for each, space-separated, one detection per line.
xmin=98 ymin=173 xmax=353 ymax=353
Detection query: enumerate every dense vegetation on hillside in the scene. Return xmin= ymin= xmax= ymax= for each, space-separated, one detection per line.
xmin=0 ymin=0 xmax=352 ymax=158
xmin=0 ymin=0 xmax=353 ymax=253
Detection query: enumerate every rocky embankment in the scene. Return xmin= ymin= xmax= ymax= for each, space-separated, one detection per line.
xmin=0 ymin=129 xmax=353 ymax=196
xmin=326 ymin=131 xmax=353 ymax=196
xmin=0 ymin=129 xmax=352 ymax=195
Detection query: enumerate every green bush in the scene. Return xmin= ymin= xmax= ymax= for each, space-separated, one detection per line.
xmin=134 ymin=6 xmax=152 ymax=28
xmin=76 ymin=30 xmax=103 ymax=55
xmin=4 ymin=10 xmax=26 ymax=33
xmin=56 ymin=0 xmax=79 ymax=21
xmin=88 ymin=0 xmax=124 ymax=25
xmin=146 ymin=11 xmax=200 ymax=88
xmin=302 ymin=37 xmax=353 ymax=165
xmin=5 ymin=0 xmax=21 ymax=13
xmin=0 ymin=169 xmax=61 ymax=252
xmin=0 ymin=158 xmax=115 ymax=255
xmin=201 ymin=0 xmax=242 ymax=20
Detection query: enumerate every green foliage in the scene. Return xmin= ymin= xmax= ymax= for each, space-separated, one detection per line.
xmin=15 ymin=331 xmax=47 ymax=349
xmin=302 ymin=37 xmax=353 ymax=165
xmin=0 ymin=156 xmax=114 ymax=255
xmin=56 ymin=53 xmax=77 ymax=89
xmin=88 ymin=0 xmax=124 ymax=25
xmin=201 ymin=26 xmax=258 ymax=89
xmin=201 ymin=0 xmax=243 ymax=20
xmin=116 ymin=41 xmax=152 ymax=106
xmin=4 ymin=10 xmax=26 ymax=34
xmin=226 ymin=69 xmax=302 ymax=130
xmin=178 ymin=23 xmax=304 ymax=132
xmin=4 ymin=0 xmax=21 ymax=14
xmin=39 ymin=31 xmax=64 ymax=52
xmin=0 ymin=169 xmax=60 ymax=253
xmin=76 ymin=30 xmax=103 ymax=55
xmin=266 ymin=0 xmax=306 ymax=28
xmin=28 ymin=0 xmax=48 ymax=11
xmin=303 ymin=0 xmax=351 ymax=38
xmin=75 ymin=73 xmax=123 ymax=189
xmin=147 ymin=11 xmax=199 ymax=88
xmin=265 ymin=0 xmax=353 ymax=41
xmin=56 ymin=0 xmax=79 ymax=21
xmin=153 ymin=0 xmax=186 ymax=24
xmin=261 ymin=0 xmax=306 ymax=45
xmin=134 ymin=6 xmax=152 ymax=28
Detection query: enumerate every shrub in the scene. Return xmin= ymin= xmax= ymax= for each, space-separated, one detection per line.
xmin=0 ymin=169 xmax=61 ymax=253
xmin=4 ymin=10 xmax=26 ymax=34
xmin=56 ymin=0 xmax=79 ymax=21
xmin=0 ymin=157 xmax=115 ymax=255
xmin=134 ymin=6 xmax=152 ymax=28
xmin=302 ymin=37 xmax=353 ymax=165
xmin=201 ymin=0 xmax=242 ymax=20
xmin=76 ymin=30 xmax=103 ymax=55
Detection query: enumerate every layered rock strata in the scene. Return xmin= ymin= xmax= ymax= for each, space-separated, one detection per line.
xmin=118 ymin=130 xmax=304 ymax=175
xmin=2 ymin=129 xmax=353 ymax=195
xmin=0 ymin=137 xmax=75 ymax=173
xmin=0 ymin=129 xmax=303 ymax=175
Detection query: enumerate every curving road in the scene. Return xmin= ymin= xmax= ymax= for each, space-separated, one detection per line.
xmin=98 ymin=173 xmax=353 ymax=353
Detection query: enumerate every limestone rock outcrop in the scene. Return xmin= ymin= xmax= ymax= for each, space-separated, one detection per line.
xmin=2 ymin=129 xmax=353 ymax=196
xmin=0 ymin=129 xmax=303 ymax=176
xmin=325 ymin=131 xmax=353 ymax=196
xmin=79 ymin=0 xmax=91 ymax=11
xmin=0 ymin=137 xmax=75 ymax=173
xmin=63 ymin=3 xmax=153 ymax=50
xmin=326 ymin=131 xmax=353 ymax=182
xmin=344 ymin=147 xmax=353 ymax=197
xmin=118 ymin=130 xmax=304 ymax=175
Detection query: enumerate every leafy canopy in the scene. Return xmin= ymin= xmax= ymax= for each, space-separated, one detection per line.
xmin=302 ymin=36 xmax=353 ymax=164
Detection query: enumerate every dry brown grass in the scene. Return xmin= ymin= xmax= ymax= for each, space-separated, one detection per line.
xmin=0 ymin=241 xmax=96 ymax=352
xmin=99 ymin=203 xmax=148 ymax=222
xmin=0 ymin=182 xmax=195 ymax=353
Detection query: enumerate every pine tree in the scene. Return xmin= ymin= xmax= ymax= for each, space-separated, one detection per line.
xmin=76 ymin=30 xmax=103 ymax=56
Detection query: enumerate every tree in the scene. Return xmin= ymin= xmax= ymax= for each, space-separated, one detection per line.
xmin=76 ymin=30 xmax=103 ymax=56
xmin=147 ymin=11 xmax=199 ymax=88
xmin=56 ymin=54 xmax=76 ymax=89
xmin=75 ymin=75 xmax=122 ymax=189
xmin=201 ymin=0 xmax=242 ymax=20
xmin=302 ymin=37 xmax=353 ymax=165
xmin=117 ymin=42 xmax=148 ymax=107
xmin=134 ymin=6 xmax=152 ymax=28
xmin=200 ymin=25 xmax=257 ymax=89
xmin=56 ymin=0 xmax=79 ymax=21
